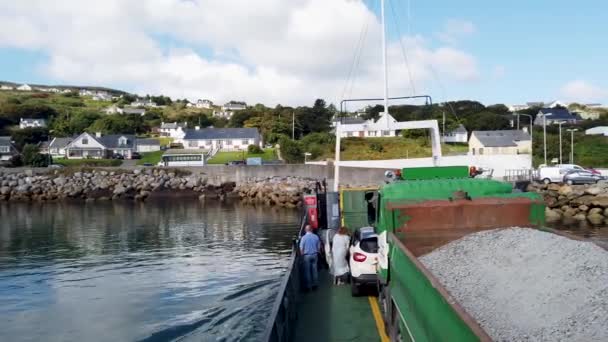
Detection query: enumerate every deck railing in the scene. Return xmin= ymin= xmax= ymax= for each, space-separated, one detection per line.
xmin=263 ymin=213 xmax=307 ymax=342
xmin=503 ymin=169 xmax=537 ymax=182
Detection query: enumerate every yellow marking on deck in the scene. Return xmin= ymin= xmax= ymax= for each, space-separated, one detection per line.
xmin=368 ymin=296 xmax=390 ymax=342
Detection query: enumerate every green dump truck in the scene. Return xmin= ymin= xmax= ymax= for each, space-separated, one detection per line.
xmin=342 ymin=166 xmax=545 ymax=341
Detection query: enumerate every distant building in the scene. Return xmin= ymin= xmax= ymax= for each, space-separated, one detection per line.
xmin=196 ymin=99 xmax=213 ymax=109
xmin=47 ymin=88 xmax=61 ymax=93
xmin=336 ymin=112 xmax=402 ymax=138
xmin=585 ymin=126 xmax=608 ymax=136
xmin=136 ymin=138 xmax=161 ymax=153
xmin=19 ymin=118 xmax=47 ymax=129
xmin=41 ymin=137 xmax=73 ymax=159
xmin=160 ymin=149 xmax=207 ymax=167
xmin=1 ymin=85 xmax=14 ymax=91
xmin=507 ymin=104 xmax=529 ymax=112
xmin=0 ymin=136 xmax=18 ymax=163
xmin=179 ymin=127 xmax=261 ymax=151
xmin=104 ymin=105 xmax=146 ymax=116
xmin=534 ymin=108 xmax=579 ymax=126
xmin=131 ymin=98 xmax=157 ymax=107
xmin=92 ymin=91 xmax=112 ymax=101
xmin=222 ymin=101 xmax=247 ymax=111
xmin=159 ymin=122 xmax=188 ymax=139
xmin=443 ymin=124 xmax=468 ymax=143
xmin=17 ymin=84 xmax=32 ymax=91
xmin=469 ymin=130 xmax=531 ymax=155
xmin=65 ymin=132 xmax=138 ymax=159
xmin=212 ymin=110 xmax=234 ymax=119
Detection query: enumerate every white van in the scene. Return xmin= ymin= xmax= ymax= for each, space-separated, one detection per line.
xmin=538 ymin=164 xmax=587 ymax=184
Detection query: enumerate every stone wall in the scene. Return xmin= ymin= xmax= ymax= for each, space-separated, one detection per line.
xmin=530 ymin=182 xmax=608 ymax=225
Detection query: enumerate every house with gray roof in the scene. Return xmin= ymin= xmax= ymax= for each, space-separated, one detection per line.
xmin=64 ymin=132 xmax=138 ymax=159
xmin=159 ymin=121 xmax=188 ymax=139
xmin=41 ymin=137 xmax=73 ymax=158
xmin=534 ymin=108 xmax=579 ymax=126
xmin=443 ymin=124 xmax=468 ymax=143
xmin=136 ymin=138 xmax=161 ymax=153
xmin=469 ymin=130 xmax=531 ymax=155
xmin=180 ymin=127 xmax=261 ymax=151
xmin=0 ymin=136 xmax=18 ymax=163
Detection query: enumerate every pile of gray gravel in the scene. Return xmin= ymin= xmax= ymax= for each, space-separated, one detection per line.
xmin=420 ymin=228 xmax=608 ymax=341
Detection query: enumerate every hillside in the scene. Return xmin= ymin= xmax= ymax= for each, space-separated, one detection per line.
xmin=0 ymin=80 xmax=129 ymax=96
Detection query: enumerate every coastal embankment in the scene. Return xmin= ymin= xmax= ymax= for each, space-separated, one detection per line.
xmin=530 ymin=182 xmax=608 ymax=225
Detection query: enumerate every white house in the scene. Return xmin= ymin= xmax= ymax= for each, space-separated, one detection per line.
xmin=103 ymin=105 xmax=145 ymax=116
xmin=180 ymin=127 xmax=261 ymax=151
xmin=213 ymin=110 xmax=234 ymax=119
xmin=337 ymin=112 xmax=407 ymax=137
xmin=1 ymin=85 xmax=14 ymax=91
xmin=443 ymin=124 xmax=468 ymax=143
xmin=585 ymin=126 xmax=608 ymax=136
xmin=196 ymin=99 xmax=213 ymax=109
xmin=92 ymin=92 xmax=112 ymax=101
xmin=17 ymin=84 xmax=32 ymax=91
xmin=159 ymin=122 xmax=188 ymax=139
xmin=469 ymin=130 xmax=531 ymax=155
xmin=508 ymin=104 xmax=530 ymax=112
xmin=222 ymin=101 xmax=247 ymax=111
xmin=131 ymin=98 xmax=157 ymax=107
xmin=19 ymin=118 xmax=47 ymax=129
xmin=47 ymin=88 xmax=61 ymax=93
xmin=65 ymin=132 xmax=138 ymax=159
xmin=160 ymin=149 xmax=207 ymax=167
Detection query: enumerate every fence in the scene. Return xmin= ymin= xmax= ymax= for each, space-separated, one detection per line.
xmin=503 ymin=169 xmax=538 ymax=182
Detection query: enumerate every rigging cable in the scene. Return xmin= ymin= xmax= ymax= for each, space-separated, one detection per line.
xmin=389 ymin=0 xmax=417 ymax=96
xmin=340 ymin=3 xmax=372 ymax=107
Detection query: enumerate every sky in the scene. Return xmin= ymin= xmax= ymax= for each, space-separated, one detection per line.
xmin=0 ymin=0 xmax=606 ymax=107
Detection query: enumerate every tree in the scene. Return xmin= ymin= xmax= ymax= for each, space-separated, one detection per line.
xmin=463 ymin=111 xmax=511 ymax=131
xmin=279 ymin=137 xmax=303 ymax=163
xmin=22 ymin=144 xmax=39 ymax=165
xmin=228 ymin=110 xmax=254 ymax=128
xmin=88 ymin=115 xmax=146 ymax=134
xmin=11 ymin=128 xmax=49 ymax=150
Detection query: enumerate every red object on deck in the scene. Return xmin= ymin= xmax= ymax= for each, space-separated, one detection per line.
xmin=303 ymin=194 xmax=319 ymax=229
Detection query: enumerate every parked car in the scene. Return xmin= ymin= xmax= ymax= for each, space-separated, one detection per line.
xmin=142 ymin=163 xmax=153 ymax=167
xmin=349 ymin=226 xmax=379 ymax=296
xmin=538 ymin=166 xmax=566 ymax=184
xmin=563 ymin=170 xmax=604 ymax=185
xmin=131 ymin=152 xmax=141 ymax=159
xmin=225 ymin=160 xmax=245 ymax=166
xmin=48 ymin=164 xmax=64 ymax=169
xmin=112 ymin=153 xmax=124 ymax=160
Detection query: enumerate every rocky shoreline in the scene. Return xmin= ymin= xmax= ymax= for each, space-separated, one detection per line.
xmin=529 ymin=182 xmax=608 ymax=225
xmin=0 ymin=169 xmax=320 ymax=207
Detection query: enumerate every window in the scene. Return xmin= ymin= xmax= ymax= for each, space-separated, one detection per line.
xmin=368 ymin=131 xmax=377 ymax=137
xmin=346 ymin=132 xmax=353 ymax=137
xmin=479 ymin=148 xmax=484 ymax=155
xmin=242 ymin=139 xmax=249 ymax=145
xmin=82 ymin=138 xmax=88 ymax=145
xmin=0 ymin=146 xmax=9 ymax=153
xmin=188 ymin=140 xmax=198 ymax=147
xmin=382 ymin=130 xmax=390 ymax=136
xmin=206 ymin=140 xmax=212 ymax=146
xmin=118 ymin=137 xmax=128 ymax=146
xmin=225 ymin=140 xmax=232 ymax=145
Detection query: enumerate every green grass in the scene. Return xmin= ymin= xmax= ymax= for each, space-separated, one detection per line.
xmin=54 ymin=158 xmax=122 ymax=167
xmin=316 ymin=137 xmax=469 ymax=161
xmin=136 ymin=150 xmax=164 ymax=165
xmin=207 ymin=148 xmax=277 ymax=164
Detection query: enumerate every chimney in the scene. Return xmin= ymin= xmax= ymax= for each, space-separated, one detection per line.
xmin=195 ymin=126 xmax=200 ymax=130
xmin=96 ymin=132 xmax=102 ymax=138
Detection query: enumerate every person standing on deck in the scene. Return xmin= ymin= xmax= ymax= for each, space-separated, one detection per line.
xmin=300 ymin=225 xmax=321 ymax=291
xmin=331 ymin=226 xmax=350 ymax=285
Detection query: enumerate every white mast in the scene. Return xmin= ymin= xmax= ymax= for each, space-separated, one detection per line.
xmin=381 ymin=0 xmax=389 ymax=127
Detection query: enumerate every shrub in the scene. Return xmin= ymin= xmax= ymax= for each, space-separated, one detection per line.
xmin=279 ymin=137 xmax=303 ymax=163
xmin=9 ymin=155 xmax=23 ymax=167
xmin=55 ymin=159 xmax=123 ymax=167
xmin=247 ymin=144 xmax=264 ymax=154
xmin=369 ymin=142 xmax=384 ymax=153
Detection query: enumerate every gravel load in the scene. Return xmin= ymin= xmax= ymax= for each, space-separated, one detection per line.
xmin=419 ymin=228 xmax=608 ymax=341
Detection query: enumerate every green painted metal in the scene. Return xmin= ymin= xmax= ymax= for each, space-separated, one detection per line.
xmin=389 ymin=235 xmax=482 ymax=342
xmin=401 ymin=166 xmax=469 ymax=180
xmin=381 ymin=178 xmax=513 ymax=202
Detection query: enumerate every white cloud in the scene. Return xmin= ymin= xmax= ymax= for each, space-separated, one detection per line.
xmin=560 ymin=80 xmax=608 ymax=103
xmin=437 ymin=19 xmax=476 ymax=44
xmin=0 ymin=0 xmax=481 ymax=106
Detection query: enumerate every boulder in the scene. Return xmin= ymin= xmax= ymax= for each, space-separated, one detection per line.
xmin=0 ymin=186 xmax=10 ymax=195
xmin=558 ymin=185 xmax=573 ymax=196
xmin=133 ymin=169 xmax=141 ymax=175
xmin=113 ymin=185 xmax=127 ymax=196
xmin=570 ymin=195 xmax=595 ymax=207
xmin=547 ymin=184 xmax=561 ymax=191
xmin=573 ymin=213 xmax=587 ymax=221
xmin=578 ymin=205 xmax=589 ymax=212
xmin=590 ymin=196 xmax=608 ymax=208
xmin=587 ymin=213 xmax=604 ymax=225
xmin=545 ymin=208 xmax=562 ymax=222
xmin=605 ymin=208 xmax=608 ymax=216
xmin=53 ymin=177 xmax=67 ymax=186
xmin=589 ymin=208 xmax=603 ymax=216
